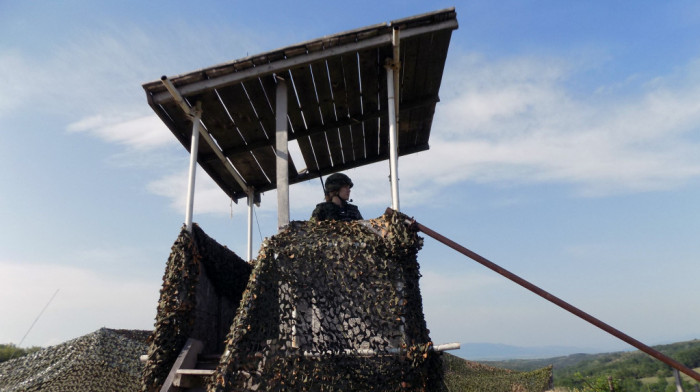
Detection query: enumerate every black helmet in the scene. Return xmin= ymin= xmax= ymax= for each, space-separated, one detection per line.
xmin=324 ymin=173 xmax=353 ymax=193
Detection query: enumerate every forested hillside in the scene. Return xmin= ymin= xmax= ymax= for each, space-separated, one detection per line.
xmin=481 ymin=339 xmax=700 ymax=391
xmin=0 ymin=344 xmax=41 ymax=363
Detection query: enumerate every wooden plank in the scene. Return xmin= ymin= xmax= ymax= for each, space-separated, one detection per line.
xmin=216 ymin=83 xmax=268 ymax=147
xmin=311 ymin=60 xmax=343 ymax=166
xmin=341 ymin=52 xmax=366 ymax=162
xmin=203 ymin=159 xmax=248 ymax=200
xmin=241 ymin=78 xmax=276 ymax=142
xmin=176 ymin=369 xmax=215 ymax=376
xmin=326 ymin=56 xmax=354 ymax=163
xmin=411 ymin=103 xmax=437 ymax=148
xmin=422 ymin=30 xmax=452 ymax=95
xmin=398 ymin=35 xmax=422 ymax=149
xmin=403 ymin=105 xmax=435 ymax=151
xmin=358 ymin=48 xmax=381 ymax=159
xmin=160 ymin=338 xmax=203 ymax=392
xmin=375 ymin=46 xmax=392 ymax=160
xmin=195 ymin=91 xmax=247 ymax=153
xmin=404 ymin=32 xmax=450 ymax=147
xmin=228 ymin=150 xmax=270 ymax=189
xmin=248 ymin=144 xmax=298 ymax=187
xmin=290 ymin=65 xmax=332 ymax=170
xmin=158 ymin=101 xmax=192 ymax=147
xmin=252 ymin=145 xmax=299 ymax=187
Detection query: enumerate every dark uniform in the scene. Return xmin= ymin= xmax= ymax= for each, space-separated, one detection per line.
xmin=310 ymin=172 xmax=363 ymax=222
xmin=311 ymin=200 xmax=363 ymax=222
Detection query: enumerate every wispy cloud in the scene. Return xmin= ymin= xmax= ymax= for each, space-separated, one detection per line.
xmin=137 ymin=51 xmax=700 ymax=214
xmin=67 ymin=114 xmax=174 ymax=150
xmin=0 ymin=260 xmax=158 ymax=347
xmin=414 ymin=53 xmax=700 ymax=197
xmin=41 ymin=19 xmax=700 ymax=213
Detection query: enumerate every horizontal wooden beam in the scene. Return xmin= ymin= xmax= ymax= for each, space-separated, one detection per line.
xmin=150 ymin=19 xmax=458 ymax=105
xmin=197 ymin=95 xmax=439 ymax=164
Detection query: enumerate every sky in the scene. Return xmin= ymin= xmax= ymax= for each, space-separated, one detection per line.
xmin=1 ymin=0 xmax=699 ymax=359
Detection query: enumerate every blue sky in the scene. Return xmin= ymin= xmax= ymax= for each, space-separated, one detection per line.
xmin=1 ymin=1 xmax=699 ymax=358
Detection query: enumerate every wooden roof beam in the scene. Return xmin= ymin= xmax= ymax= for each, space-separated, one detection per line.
xmin=151 ymin=19 xmax=458 ymax=105
xmin=198 ymin=95 xmax=440 ymax=163
xmin=161 ymin=76 xmax=252 ymax=196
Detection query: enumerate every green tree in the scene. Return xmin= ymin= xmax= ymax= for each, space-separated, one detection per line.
xmin=569 ymin=372 xmax=628 ymax=392
xmin=649 ymin=375 xmax=669 ymax=392
xmin=0 ymin=343 xmax=41 ymax=363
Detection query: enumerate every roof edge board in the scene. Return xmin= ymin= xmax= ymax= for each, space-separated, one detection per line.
xmin=390 ymin=7 xmax=456 ymax=26
xmin=151 ymin=34 xmax=392 ymax=105
xmin=150 ymin=19 xmax=458 ymax=105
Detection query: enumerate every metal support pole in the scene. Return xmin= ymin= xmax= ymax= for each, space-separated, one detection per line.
xmin=185 ymin=103 xmax=202 ymax=233
xmin=386 ymin=207 xmax=700 ymax=383
xmin=276 ymin=78 xmax=290 ymax=229
xmin=673 ymin=369 xmax=683 ymax=392
xmin=386 ymin=28 xmax=401 ymax=211
xmin=246 ymin=188 xmax=254 ymax=261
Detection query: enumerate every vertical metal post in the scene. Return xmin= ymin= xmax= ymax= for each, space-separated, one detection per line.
xmin=185 ymin=103 xmax=202 ymax=233
xmin=246 ymin=189 xmax=254 ymax=261
xmin=674 ymin=369 xmax=684 ymax=392
xmin=275 ymin=78 xmax=290 ymax=229
xmin=386 ymin=28 xmax=401 ymax=211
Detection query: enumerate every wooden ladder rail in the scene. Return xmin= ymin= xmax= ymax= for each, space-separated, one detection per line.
xmin=387 ymin=208 xmax=700 ymax=383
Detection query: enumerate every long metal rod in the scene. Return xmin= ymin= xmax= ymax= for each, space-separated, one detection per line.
xmin=246 ymin=188 xmax=254 ymax=261
xmin=185 ymin=105 xmax=202 ymax=232
xmin=387 ymin=208 xmax=700 ymax=383
xmin=276 ymin=78 xmax=289 ymax=229
xmin=386 ymin=31 xmax=400 ymax=211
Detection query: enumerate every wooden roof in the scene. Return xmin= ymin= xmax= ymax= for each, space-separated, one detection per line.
xmin=143 ymin=8 xmax=458 ymax=202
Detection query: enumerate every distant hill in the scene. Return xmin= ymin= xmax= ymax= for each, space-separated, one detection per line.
xmin=478 ymin=339 xmax=700 ymax=391
xmin=452 ymin=342 xmax=604 ymax=361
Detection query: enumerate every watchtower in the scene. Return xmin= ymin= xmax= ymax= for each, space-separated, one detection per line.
xmin=140 ymin=9 xmax=459 ymax=392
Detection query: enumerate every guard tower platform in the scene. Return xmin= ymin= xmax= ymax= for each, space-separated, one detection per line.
xmin=140 ymin=8 xmax=459 ymax=392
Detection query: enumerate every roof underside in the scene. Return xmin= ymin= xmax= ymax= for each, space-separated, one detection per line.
xmin=143 ymin=8 xmax=458 ymax=202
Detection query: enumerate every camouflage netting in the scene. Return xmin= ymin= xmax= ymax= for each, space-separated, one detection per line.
xmin=209 ymin=211 xmax=445 ymax=391
xmin=141 ymin=223 xmax=252 ymax=392
xmin=0 ymin=328 xmax=149 ymax=392
xmin=442 ymin=353 xmax=552 ymax=392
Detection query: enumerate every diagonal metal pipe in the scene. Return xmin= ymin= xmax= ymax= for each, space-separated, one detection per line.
xmin=386 ymin=207 xmax=700 ymax=383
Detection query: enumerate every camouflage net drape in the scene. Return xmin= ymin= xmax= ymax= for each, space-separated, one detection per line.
xmin=141 ymin=223 xmax=252 ymax=392
xmin=209 ymin=211 xmax=445 ymax=391
xmin=0 ymin=328 xmax=149 ymax=392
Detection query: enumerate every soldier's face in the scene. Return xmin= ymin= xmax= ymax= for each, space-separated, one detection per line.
xmin=338 ymin=185 xmax=351 ymax=201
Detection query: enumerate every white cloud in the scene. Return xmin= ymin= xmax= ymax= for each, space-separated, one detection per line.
xmin=43 ymin=24 xmax=700 ymax=212
xmin=67 ymin=114 xmax=175 ymax=151
xmin=0 ymin=260 xmax=158 ymax=347
xmin=397 ymin=52 xmax=700 ymax=197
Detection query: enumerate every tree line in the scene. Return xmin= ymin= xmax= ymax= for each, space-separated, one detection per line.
xmin=0 ymin=344 xmax=42 ymax=363
xmin=482 ymin=339 xmax=700 ymax=391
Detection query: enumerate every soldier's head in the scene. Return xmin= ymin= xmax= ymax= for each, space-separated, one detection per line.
xmin=324 ymin=173 xmax=353 ymax=201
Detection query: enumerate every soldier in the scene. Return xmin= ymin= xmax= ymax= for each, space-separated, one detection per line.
xmin=311 ymin=173 xmax=363 ymax=222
